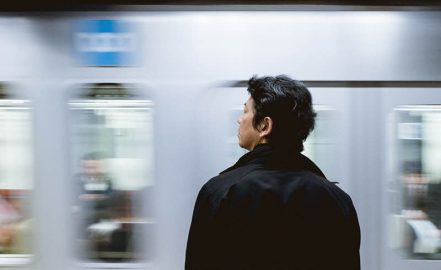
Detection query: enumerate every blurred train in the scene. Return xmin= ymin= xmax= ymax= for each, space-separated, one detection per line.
xmin=0 ymin=6 xmax=440 ymax=270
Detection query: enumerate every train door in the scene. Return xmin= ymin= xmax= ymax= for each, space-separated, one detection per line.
xmin=381 ymin=87 xmax=441 ymax=270
xmin=199 ymin=82 xmax=390 ymax=270
xmin=305 ymin=86 xmax=376 ymax=270
xmin=67 ymin=83 xmax=155 ymax=268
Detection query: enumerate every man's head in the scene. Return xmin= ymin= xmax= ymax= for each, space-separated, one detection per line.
xmin=81 ymin=152 xmax=104 ymax=176
xmin=237 ymin=75 xmax=316 ymax=151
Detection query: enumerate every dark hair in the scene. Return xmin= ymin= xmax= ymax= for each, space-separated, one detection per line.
xmin=247 ymin=75 xmax=316 ymax=151
xmin=82 ymin=152 xmax=105 ymax=161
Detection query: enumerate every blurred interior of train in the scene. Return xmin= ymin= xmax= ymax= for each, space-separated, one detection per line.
xmin=0 ymin=1 xmax=441 ymax=270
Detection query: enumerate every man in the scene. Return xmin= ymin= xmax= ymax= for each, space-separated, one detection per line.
xmin=76 ymin=153 xmax=115 ymax=215
xmin=74 ymin=153 xmax=116 ymax=234
xmin=186 ymin=75 xmax=360 ymax=270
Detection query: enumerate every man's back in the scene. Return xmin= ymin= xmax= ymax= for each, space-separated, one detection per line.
xmin=186 ymin=144 xmax=360 ymax=270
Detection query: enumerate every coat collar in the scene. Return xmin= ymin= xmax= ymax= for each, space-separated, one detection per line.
xmin=220 ymin=143 xmax=326 ymax=179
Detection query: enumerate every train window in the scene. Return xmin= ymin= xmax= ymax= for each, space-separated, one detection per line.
xmin=303 ymin=106 xmax=337 ymax=181
xmin=0 ymin=86 xmax=34 ymax=261
xmin=69 ymin=84 xmax=154 ymax=263
xmin=391 ymin=106 xmax=441 ymax=259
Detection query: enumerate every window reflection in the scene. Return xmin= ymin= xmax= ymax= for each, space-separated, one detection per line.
xmin=0 ymin=97 xmax=33 ymax=256
xmin=69 ymin=84 xmax=154 ymax=262
xmin=391 ymin=106 xmax=441 ymax=259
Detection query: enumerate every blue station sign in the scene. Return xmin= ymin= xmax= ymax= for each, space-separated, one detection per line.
xmin=74 ymin=20 xmax=137 ymax=67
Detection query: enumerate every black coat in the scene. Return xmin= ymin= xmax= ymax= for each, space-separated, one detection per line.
xmin=186 ymin=144 xmax=360 ymax=270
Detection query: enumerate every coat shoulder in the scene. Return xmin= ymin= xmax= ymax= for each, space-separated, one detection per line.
xmin=226 ymin=168 xmax=355 ymax=214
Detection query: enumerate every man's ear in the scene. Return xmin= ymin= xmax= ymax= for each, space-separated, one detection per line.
xmin=258 ymin=116 xmax=273 ymax=138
